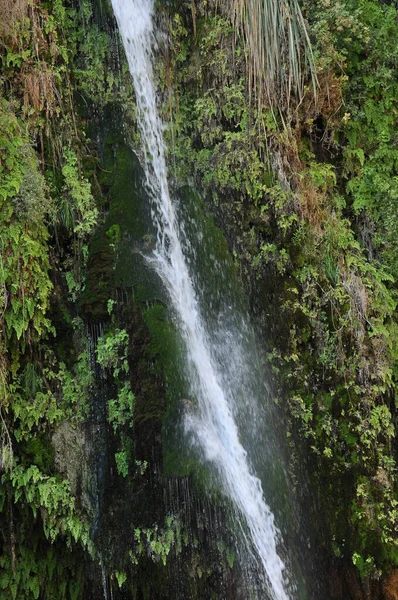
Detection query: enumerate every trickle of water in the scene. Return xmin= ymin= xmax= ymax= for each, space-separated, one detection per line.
xmin=100 ymin=554 xmax=108 ymax=600
xmin=110 ymin=0 xmax=292 ymax=598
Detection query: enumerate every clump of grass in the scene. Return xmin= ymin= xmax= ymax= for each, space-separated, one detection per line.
xmin=231 ymin=0 xmax=317 ymax=111
xmin=0 ymin=0 xmax=29 ymax=39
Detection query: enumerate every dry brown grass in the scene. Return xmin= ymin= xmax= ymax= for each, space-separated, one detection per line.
xmin=300 ymin=68 xmax=344 ymax=146
xmin=0 ymin=335 xmax=12 ymax=473
xmin=383 ymin=569 xmax=398 ymax=600
xmin=0 ymin=0 xmax=29 ymax=40
xmin=296 ymin=178 xmax=327 ymax=228
xmin=0 ymin=0 xmax=70 ymax=165
xmin=22 ymin=68 xmax=59 ymax=120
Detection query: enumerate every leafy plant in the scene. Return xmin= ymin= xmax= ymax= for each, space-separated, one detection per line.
xmin=61 ymin=149 xmax=98 ymax=238
xmin=96 ymin=328 xmax=129 ymax=378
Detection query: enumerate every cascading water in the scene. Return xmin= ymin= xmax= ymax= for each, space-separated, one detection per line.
xmin=110 ymin=1 xmax=292 ymax=598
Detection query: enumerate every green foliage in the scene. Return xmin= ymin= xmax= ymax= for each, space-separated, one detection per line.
xmin=108 ymin=382 xmax=135 ymax=433
xmin=58 ymin=348 xmax=93 ymax=422
xmin=115 ymin=570 xmax=127 ymax=588
xmin=0 ymin=105 xmax=54 ymax=351
xmin=164 ymin=0 xmax=398 ymax=580
xmin=0 ymin=457 xmax=90 ymax=600
xmin=114 ymin=450 xmax=129 ymax=478
xmin=0 ymin=2 xmax=105 ymax=596
xmin=0 ymin=544 xmax=83 ymax=600
xmin=106 ymin=223 xmax=121 ymax=247
xmin=96 ymin=323 xmax=135 ymax=485
xmin=352 ymin=552 xmax=378 ymax=579
xmin=72 ymin=0 xmax=134 ymax=110
xmin=9 ymin=464 xmax=89 ymax=545
xmin=96 ymin=328 xmax=129 ymax=378
xmin=61 ymin=149 xmax=98 ymax=238
xmin=132 ymin=516 xmax=184 ymax=567
xmin=9 ymin=388 xmax=63 ymax=443
xmin=2 ymin=0 xmax=398 ymax=591
xmin=341 ymin=2 xmax=398 ymax=279
xmin=0 ymin=100 xmax=25 ymax=197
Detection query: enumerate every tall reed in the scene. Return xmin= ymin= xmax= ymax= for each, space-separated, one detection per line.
xmin=231 ymin=0 xmax=317 ymax=110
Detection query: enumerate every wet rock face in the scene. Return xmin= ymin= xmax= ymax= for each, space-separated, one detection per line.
xmin=327 ymin=562 xmax=385 ymax=600
xmin=328 ymin=565 xmax=344 ymax=598
xmin=53 ymin=420 xmax=95 ymax=519
xmin=384 ymin=570 xmax=398 ymax=600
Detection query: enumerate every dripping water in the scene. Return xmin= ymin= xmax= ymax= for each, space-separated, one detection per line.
xmin=88 ymin=322 xmax=110 ymax=600
xmin=110 ymin=0 xmax=294 ymax=598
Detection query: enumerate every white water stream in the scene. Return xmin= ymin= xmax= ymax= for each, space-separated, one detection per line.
xmin=110 ymin=1 xmax=291 ymax=598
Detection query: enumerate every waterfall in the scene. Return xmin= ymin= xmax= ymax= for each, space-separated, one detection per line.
xmin=110 ymin=1 xmax=292 ymax=598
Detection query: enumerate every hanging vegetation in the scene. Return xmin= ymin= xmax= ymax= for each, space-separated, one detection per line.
xmin=230 ymin=0 xmax=317 ymax=110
